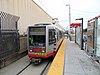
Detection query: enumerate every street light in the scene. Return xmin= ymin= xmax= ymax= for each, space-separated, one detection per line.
xmin=66 ymin=4 xmax=72 ymax=34
xmin=66 ymin=4 xmax=71 ymax=25
xmin=75 ymin=18 xmax=83 ymax=50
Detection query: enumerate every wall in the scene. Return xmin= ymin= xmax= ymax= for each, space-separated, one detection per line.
xmin=0 ymin=0 xmax=52 ymax=35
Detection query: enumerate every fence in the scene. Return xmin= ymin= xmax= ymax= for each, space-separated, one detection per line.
xmin=0 ymin=11 xmax=20 ymax=68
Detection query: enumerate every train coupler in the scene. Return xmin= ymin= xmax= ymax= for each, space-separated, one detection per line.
xmin=31 ymin=58 xmax=42 ymax=65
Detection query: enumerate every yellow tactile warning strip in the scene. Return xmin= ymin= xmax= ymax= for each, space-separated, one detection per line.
xmin=47 ymin=39 xmax=66 ymax=75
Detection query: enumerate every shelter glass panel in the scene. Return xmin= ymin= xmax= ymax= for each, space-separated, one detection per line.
xmin=96 ymin=18 xmax=100 ymax=56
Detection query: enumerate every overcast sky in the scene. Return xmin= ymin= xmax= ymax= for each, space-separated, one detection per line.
xmin=34 ymin=0 xmax=100 ymax=30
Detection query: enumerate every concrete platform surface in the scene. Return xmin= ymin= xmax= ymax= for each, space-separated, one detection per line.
xmin=64 ymin=39 xmax=100 ymax=75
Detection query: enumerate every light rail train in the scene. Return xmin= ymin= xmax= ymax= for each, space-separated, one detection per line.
xmin=27 ymin=23 xmax=64 ymax=64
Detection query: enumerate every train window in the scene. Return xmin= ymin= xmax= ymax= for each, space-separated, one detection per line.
xmin=59 ymin=31 xmax=62 ymax=39
xmin=57 ymin=32 xmax=59 ymax=41
xmin=29 ymin=27 xmax=45 ymax=32
xmin=29 ymin=27 xmax=46 ymax=47
xmin=49 ymin=29 xmax=56 ymax=45
xmin=29 ymin=35 xmax=45 ymax=47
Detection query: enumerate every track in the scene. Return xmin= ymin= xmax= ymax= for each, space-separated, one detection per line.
xmin=40 ymin=59 xmax=51 ymax=75
xmin=16 ymin=59 xmax=52 ymax=75
xmin=16 ymin=63 xmax=31 ymax=75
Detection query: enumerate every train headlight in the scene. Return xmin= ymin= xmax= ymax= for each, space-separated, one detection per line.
xmin=41 ymin=48 xmax=45 ymax=53
xmin=42 ymin=50 xmax=45 ymax=53
xmin=29 ymin=50 xmax=33 ymax=52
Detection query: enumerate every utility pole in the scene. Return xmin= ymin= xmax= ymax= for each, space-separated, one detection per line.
xmin=66 ymin=4 xmax=71 ymax=25
xmin=66 ymin=4 xmax=71 ymax=24
xmin=66 ymin=4 xmax=71 ymax=32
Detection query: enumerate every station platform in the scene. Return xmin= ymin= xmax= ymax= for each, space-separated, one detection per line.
xmin=48 ymin=38 xmax=100 ymax=75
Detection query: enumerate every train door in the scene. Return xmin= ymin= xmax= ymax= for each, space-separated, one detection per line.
xmin=48 ymin=28 xmax=56 ymax=54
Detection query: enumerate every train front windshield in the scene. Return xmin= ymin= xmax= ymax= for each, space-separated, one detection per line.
xmin=29 ymin=27 xmax=46 ymax=47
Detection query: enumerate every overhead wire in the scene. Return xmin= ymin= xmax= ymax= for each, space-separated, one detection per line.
xmin=38 ymin=0 xmax=53 ymax=17
xmin=62 ymin=0 xmax=100 ymax=14
xmin=72 ymin=9 xmax=100 ymax=14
